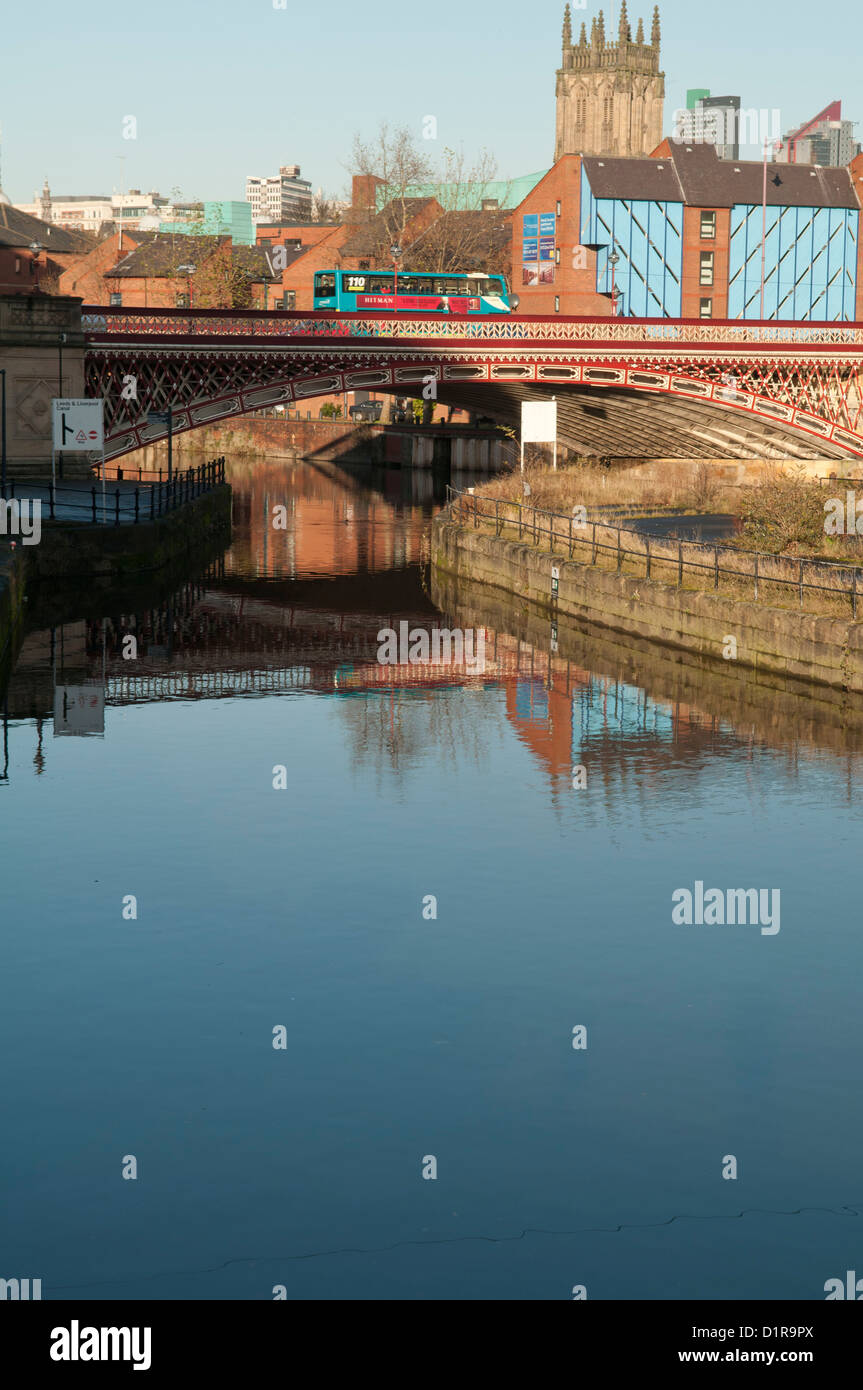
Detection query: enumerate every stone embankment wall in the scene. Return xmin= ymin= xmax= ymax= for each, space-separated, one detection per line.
xmin=432 ymin=515 xmax=863 ymax=693
xmin=120 ymin=419 xmax=513 ymax=473
xmin=26 ymin=485 xmax=232 ymax=583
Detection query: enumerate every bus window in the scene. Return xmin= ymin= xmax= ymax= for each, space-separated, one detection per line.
xmin=369 ymin=275 xmax=394 ymax=294
xmin=315 ymin=273 xmax=336 ymax=296
xmin=343 ymin=274 xmax=367 ymax=293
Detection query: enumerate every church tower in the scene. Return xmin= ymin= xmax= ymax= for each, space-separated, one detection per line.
xmin=555 ymin=3 xmax=665 ymax=160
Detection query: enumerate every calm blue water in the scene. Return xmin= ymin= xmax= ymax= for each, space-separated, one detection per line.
xmin=1 ymin=460 xmax=861 ymax=1300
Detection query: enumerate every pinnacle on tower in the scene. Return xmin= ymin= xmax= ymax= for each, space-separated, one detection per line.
xmin=619 ymin=0 xmax=629 ymax=40
xmin=579 ymin=20 xmax=587 ymax=45
xmin=562 ymin=3 xmax=572 ymax=49
xmin=590 ymin=15 xmax=598 ymax=45
xmin=651 ymin=4 xmax=661 ymax=46
xmin=597 ymin=8 xmax=605 ymax=43
xmin=636 ymin=16 xmax=644 ymax=42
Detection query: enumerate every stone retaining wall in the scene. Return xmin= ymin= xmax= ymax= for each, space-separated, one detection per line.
xmin=26 ymin=485 xmax=232 ymax=584
xmin=432 ymin=514 xmax=863 ymax=693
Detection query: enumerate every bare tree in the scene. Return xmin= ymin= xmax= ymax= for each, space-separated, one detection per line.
xmin=349 ymin=123 xmax=435 ymax=247
xmin=312 ymin=190 xmax=343 ymax=223
xmin=347 ymin=129 xmax=512 ymax=283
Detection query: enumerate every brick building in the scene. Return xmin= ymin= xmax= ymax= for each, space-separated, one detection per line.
xmin=514 ymin=140 xmax=863 ymax=320
xmin=75 ymin=234 xmax=276 ymax=309
xmin=0 ymin=201 xmax=95 ymax=294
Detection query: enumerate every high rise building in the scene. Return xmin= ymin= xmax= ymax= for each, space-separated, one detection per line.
xmin=678 ymin=94 xmax=741 ymax=161
xmin=555 ymin=3 xmax=665 ymax=160
xmin=775 ymin=101 xmax=860 ymax=165
xmin=245 ymin=165 xmax=313 ymax=225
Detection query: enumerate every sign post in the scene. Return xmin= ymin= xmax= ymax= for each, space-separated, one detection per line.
xmin=51 ymin=399 xmax=105 ymax=517
xmin=520 ymin=398 xmax=558 ymax=472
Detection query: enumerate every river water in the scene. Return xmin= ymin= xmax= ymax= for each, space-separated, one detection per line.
xmin=1 ymin=456 xmax=861 ymax=1301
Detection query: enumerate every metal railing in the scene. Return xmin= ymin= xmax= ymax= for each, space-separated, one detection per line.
xmin=445 ymin=485 xmax=863 ymax=617
xmin=1 ymin=457 xmax=226 ymax=525
xmin=81 ymin=305 xmax=863 ymax=349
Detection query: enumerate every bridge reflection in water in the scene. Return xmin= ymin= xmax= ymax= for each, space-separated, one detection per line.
xmin=4 ymin=454 xmax=863 ymax=796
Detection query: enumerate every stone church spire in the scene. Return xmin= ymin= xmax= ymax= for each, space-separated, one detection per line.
xmin=619 ymin=0 xmax=631 ymax=41
xmin=652 ymin=4 xmax=661 ymax=46
xmin=636 ymin=16 xmax=644 ymax=42
xmin=562 ymin=3 xmax=572 ymax=50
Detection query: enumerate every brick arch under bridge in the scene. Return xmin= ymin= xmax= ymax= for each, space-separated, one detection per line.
xmin=82 ymin=308 xmax=863 ymax=463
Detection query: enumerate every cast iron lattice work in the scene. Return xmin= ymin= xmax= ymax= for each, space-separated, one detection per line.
xmin=82 ymin=307 xmax=863 ymax=461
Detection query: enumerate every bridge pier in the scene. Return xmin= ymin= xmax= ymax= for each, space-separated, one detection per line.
xmin=0 ymin=294 xmax=87 ymax=483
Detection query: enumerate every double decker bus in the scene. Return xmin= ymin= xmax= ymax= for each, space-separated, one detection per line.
xmin=313 ymin=270 xmax=512 ymax=315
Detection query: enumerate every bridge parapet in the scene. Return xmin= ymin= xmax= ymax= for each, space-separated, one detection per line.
xmin=82 ymin=306 xmax=863 ymax=350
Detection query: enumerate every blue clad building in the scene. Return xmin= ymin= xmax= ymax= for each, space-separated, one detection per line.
xmin=576 ymin=142 xmax=861 ymax=320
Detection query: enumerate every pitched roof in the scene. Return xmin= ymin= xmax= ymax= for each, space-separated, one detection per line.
xmin=671 ymin=140 xmax=858 ymax=209
xmin=108 ymin=234 xmax=277 ymax=280
xmin=582 ymin=154 xmax=684 ymax=201
xmin=0 ymin=203 xmax=96 ymax=252
xmin=582 ymin=141 xmax=860 ymax=210
xmin=109 ymin=234 xmax=231 ymax=277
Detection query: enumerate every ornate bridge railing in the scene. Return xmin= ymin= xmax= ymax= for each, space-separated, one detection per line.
xmin=82 ymin=307 xmax=863 ymax=349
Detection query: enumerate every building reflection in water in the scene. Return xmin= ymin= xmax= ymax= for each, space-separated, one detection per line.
xmin=2 ymin=453 xmax=863 ymax=800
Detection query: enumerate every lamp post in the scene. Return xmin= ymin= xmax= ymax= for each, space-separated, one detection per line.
xmin=176 ymin=264 xmax=195 ymax=307
xmin=1 ymin=367 xmax=7 ymax=498
xmin=57 ymin=332 xmax=67 ymax=479
xmin=608 ymin=249 xmax=620 ymax=315
xmin=29 ymin=240 xmax=43 ymax=292
xmin=390 ymin=243 xmax=402 ymax=310
xmin=759 ymin=139 xmax=768 ymax=320
xmin=177 ymin=263 xmax=196 ymax=310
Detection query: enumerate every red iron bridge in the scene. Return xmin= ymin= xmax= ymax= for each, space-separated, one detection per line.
xmin=82 ymin=307 xmax=863 ymax=463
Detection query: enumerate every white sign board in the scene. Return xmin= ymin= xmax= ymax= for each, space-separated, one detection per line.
xmin=53 ymin=685 xmax=105 ymax=736
xmin=52 ymin=399 xmax=104 ymax=451
xmin=521 ymin=400 xmax=557 ymax=444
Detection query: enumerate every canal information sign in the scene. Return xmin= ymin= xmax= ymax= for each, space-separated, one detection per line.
xmin=51 ymin=398 xmax=104 ymax=450
xmin=52 ymin=397 xmax=107 ymax=515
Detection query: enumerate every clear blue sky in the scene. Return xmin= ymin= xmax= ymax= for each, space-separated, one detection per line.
xmin=2 ymin=0 xmax=858 ymax=205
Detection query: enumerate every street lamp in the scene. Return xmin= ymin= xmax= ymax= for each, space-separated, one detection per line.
xmin=0 ymin=367 xmax=7 ymax=498
xmin=29 ymin=241 xmax=43 ymax=291
xmin=58 ymin=332 xmax=67 ymax=480
xmin=608 ymin=249 xmax=620 ymax=315
xmin=390 ymin=243 xmax=402 ymax=308
xmin=177 ymin=263 xmax=196 ymax=309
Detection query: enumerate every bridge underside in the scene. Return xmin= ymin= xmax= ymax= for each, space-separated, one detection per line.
xmin=86 ymin=339 xmax=863 ymax=463
xmin=404 ymin=382 xmax=842 ymax=461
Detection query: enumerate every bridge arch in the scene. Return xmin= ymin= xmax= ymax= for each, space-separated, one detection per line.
xmin=83 ymin=308 xmax=863 ymax=463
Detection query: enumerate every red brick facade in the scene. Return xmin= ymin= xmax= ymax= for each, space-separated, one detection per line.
xmin=511 ymin=156 xmax=610 ymax=316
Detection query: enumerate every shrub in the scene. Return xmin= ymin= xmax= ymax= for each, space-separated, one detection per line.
xmin=737 ymin=472 xmax=826 ymax=553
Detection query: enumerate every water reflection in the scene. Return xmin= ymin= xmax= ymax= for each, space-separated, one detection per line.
xmin=2 ymin=453 xmax=863 ymax=1301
